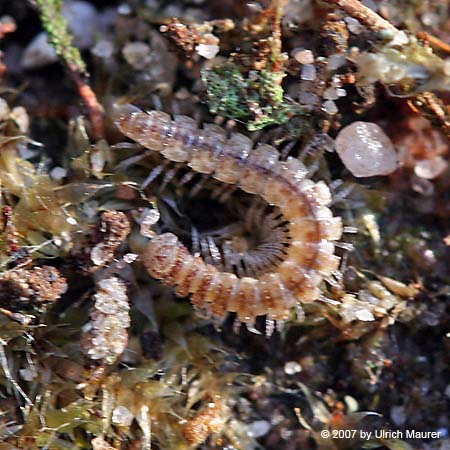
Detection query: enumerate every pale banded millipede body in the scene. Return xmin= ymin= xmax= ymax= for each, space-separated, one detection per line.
xmin=113 ymin=104 xmax=343 ymax=324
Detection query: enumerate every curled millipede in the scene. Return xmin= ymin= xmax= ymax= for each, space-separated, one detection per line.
xmin=113 ymin=104 xmax=343 ymax=324
xmin=191 ymin=200 xmax=291 ymax=279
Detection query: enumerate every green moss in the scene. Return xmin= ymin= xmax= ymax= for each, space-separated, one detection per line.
xmin=202 ymin=62 xmax=301 ymax=131
xmin=35 ymin=0 xmax=86 ymax=74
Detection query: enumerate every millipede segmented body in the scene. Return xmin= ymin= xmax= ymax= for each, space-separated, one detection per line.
xmin=113 ymin=104 xmax=343 ymax=324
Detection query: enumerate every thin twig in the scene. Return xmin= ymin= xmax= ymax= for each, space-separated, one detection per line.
xmin=321 ymin=0 xmax=398 ymax=35
xmin=0 ymin=308 xmax=33 ymax=325
xmin=410 ymin=92 xmax=450 ymax=139
xmin=35 ymin=0 xmax=105 ymax=139
xmin=269 ymin=0 xmax=285 ymax=73
xmin=416 ymin=31 xmax=450 ymax=55
xmin=0 ymin=339 xmax=33 ymax=407
xmin=70 ymin=69 xmax=105 ymax=139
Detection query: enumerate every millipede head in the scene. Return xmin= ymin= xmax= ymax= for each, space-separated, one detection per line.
xmin=112 ymin=102 xmax=142 ymax=127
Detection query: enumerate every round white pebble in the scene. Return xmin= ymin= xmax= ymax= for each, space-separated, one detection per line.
xmin=294 ymin=49 xmax=314 ymax=64
xmin=335 ymin=121 xmax=398 ymax=177
xmin=414 ymin=156 xmax=448 ymax=180
xmin=248 ymin=420 xmax=271 ymax=438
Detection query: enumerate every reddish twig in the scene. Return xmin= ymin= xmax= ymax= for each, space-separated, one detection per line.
xmin=69 ymin=69 xmax=105 ymax=139
xmin=2 ymin=205 xmax=19 ymax=254
xmin=410 ymin=92 xmax=450 ymax=140
xmin=416 ymin=31 xmax=450 ymax=55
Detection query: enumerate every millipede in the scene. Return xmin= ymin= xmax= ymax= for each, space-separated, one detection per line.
xmin=113 ymin=104 xmax=343 ymax=325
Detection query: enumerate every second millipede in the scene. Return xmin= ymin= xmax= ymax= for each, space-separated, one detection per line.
xmin=113 ymin=104 xmax=343 ymax=324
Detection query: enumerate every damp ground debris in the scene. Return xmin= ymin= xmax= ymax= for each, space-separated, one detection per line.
xmin=0 ymin=1 xmax=450 ymax=449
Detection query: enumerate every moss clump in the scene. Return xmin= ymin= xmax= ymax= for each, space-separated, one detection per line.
xmin=202 ymin=62 xmax=297 ymax=130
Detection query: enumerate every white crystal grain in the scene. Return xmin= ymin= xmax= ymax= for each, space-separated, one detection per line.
xmin=328 ymin=54 xmax=346 ymax=71
xmin=248 ymin=420 xmax=271 ymax=438
xmin=92 ymin=40 xmax=114 ymax=59
xmin=323 ymin=87 xmax=339 ymax=100
xmin=300 ymin=64 xmax=316 ymax=81
xmin=335 ymin=122 xmax=398 ymax=177
xmin=196 ymin=43 xmax=219 ymax=59
xmin=322 ymin=100 xmax=338 ymax=115
xmin=294 ymin=49 xmax=314 ymax=64
xmin=140 ymin=209 xmax=160 ymax=237
xmin=414 ymin=156 xmax=448 ymax=179
xmin=112 ymin=406 xmax=134 ymax=426
xmin=50 ymin=166 xmax=67 ymax=180
xmin=355 ymin=308 xmax=375 ymax=321
xmin=284 ymin=361 xmax=302 ymax=375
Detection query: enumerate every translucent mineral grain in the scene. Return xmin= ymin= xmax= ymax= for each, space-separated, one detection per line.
xmin=335 ymin=121 xmax=398 ymax=177
xmin=328 ymin=54 xmax=346 ymax=71
xmin=247 ymin=420 xmax=271 ymax=438
xmin=112 ymin=405 xmax=134 ymax=426
xmin=195 ymin=43 xmax=219 ymax=59
xmin=300 ymin=64 xmax=316 ymax=81
xmin=293 ymin=49 xmax=314 ymax=64
xmin=284 ymin=361 xmax=302 ymax=375
xmin=414 ymin=156 xmax=448 ymax=179
xmin=91 ymin=40 xmax=114 ymax=59
xmin=140 ymin=209 xmax=160 ymax=237
xmin=322 ymin=100 xmax=338 ymax=115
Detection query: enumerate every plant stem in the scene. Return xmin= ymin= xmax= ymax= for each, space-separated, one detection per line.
xmin=321 ymin=0 xmax=398 ymax=35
